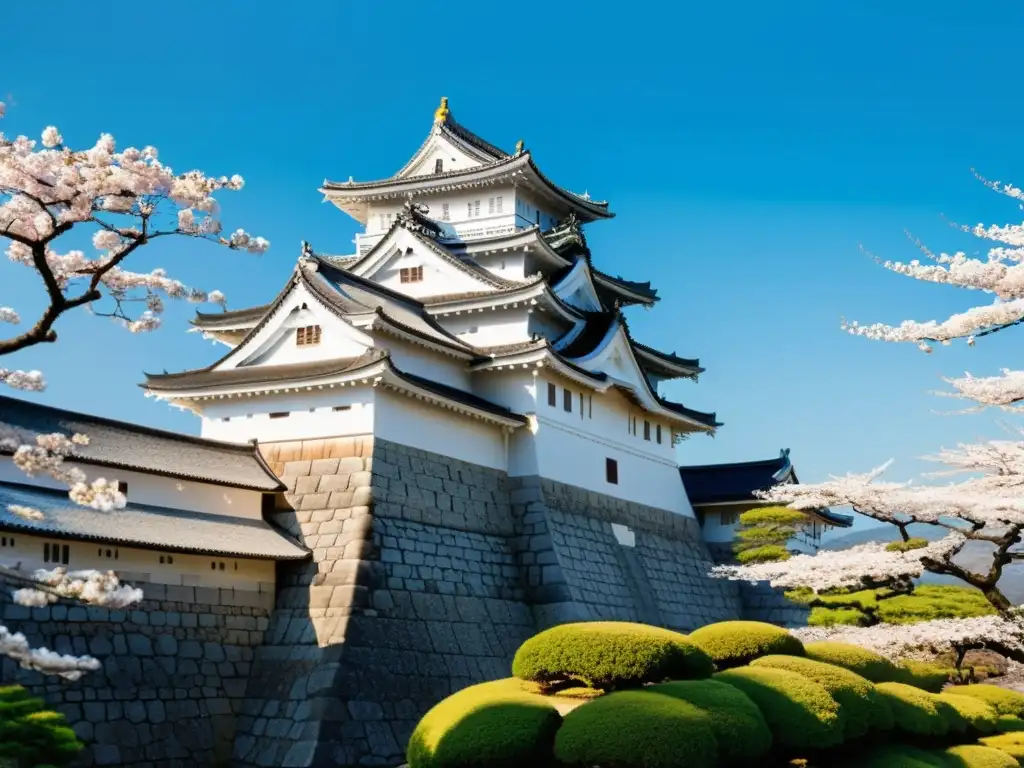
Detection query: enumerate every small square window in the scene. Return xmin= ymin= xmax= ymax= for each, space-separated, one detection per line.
xmin=563 ymin=388 xmax=572 ymax=412
xmin=333 ymin=405 xmax=352 ymax=412
xmin=547 ymin=382 xmax=556 ymax=407
xmin=117 ymin=480 xmax=128 ymax=495
xmin=606 ymin=458 xmax=619 ymax=485
xmin=296 ymin=325 xmax=322 ymax=346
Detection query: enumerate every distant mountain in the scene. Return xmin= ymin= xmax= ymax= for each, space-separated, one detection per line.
xmin=825 ymin=523 xmax=1024 ymax=605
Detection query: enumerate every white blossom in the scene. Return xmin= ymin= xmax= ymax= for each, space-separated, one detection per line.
xmin=0 ymin=625 xmax=99 ymax=680
xmin=791 ymin=614 xmax=1024 ymax=662
xmin=712 ymin=534 xmax=965 ymax=592
xmin=0 ymin=307 xmax=19 ymax=324
xmin=6 ymin=504 xmax=43 ymax=521
xmin=40 ymin=126 xmax=62 ymax=149
xmin=0 ymin=369 xmax=45 ymax=391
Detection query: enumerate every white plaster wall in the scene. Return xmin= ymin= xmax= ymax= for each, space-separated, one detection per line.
xmin=701 ymin=510 xmax=740 ymax=544
xmin=369 ymin=245 xmax=495 ymax=299
xmin=528 ymin=311 xmax=574 ymax=344
xmin=468 ymin=249 xmax=528 ymax=281
xmin=0 ymin=457 xmax=264 ymax=520
xmin=199 ymin=388 xmax=375 ymax=444
xmin=399 ymin=135 xmax=487 ymax=179
xmin=473 ymin=370 xmax=539 ymax=414
xmin=0 ymin=530 xmax=275 ymax=591
xmin=373 ymin=389 xmax=507 ymax=469
xmin=514 ymin=190 xmax=561 ymax=232
xmin=379 ymin=338 xmax=474 ymax=390
xmin=366 ymin=188 xmax=519 ymax=243
xmin=434 ymin=310 xmax=531 ymax=348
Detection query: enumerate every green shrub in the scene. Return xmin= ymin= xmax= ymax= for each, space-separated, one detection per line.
xmin=995 ymin=714 xmax=1024 ymax=732
xmin=897 ymin=660 xmax=952 ymax=693
xmin=688 ymin=621 xmax=804 ymax=669
xmin=941 ymin=744 xmax=1019 ymax=767
xmin=736 ymin=544 xmax=791 ymax=564
xmin=950 ymin=686 xmax=1024 ymax=718
xmin=713 ymin=666 xmax=844 ymax=750
xmin=804 ymin=641 xmax=901 ymax=683
xmin=553 ymin=689 xmax=718 ymax=768
xmin=853 ymin=745 xmax=949 ymax=768
xmin=875 ymin=682 xmax=948 ymax=737
xmin=980 ymin=731 xmax=1024 ymax=762
xmin=886 ymin=538 xmax=930 ymax=553
xmin=0 ymin=686 xmax=84 ymax=768
xmin=511 ymin=622 xmax=713 ymax=691
xmin=751 ymin=654 xmax=892 ymax=737
xmin=649 ymin=679 xmax=772 ymax=763
xmin=406 ymin=678 xmax=561 ymax=768
xmin=804 ymin=585 xmax=996 ymax=627
xmin=937 ymin=692 xmax=1000 ymax=735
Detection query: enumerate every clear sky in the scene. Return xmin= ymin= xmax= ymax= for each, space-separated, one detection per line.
xmin=2 ymin=1 xmax=1023 ymax=517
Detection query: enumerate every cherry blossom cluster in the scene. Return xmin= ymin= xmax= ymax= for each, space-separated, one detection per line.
xmin=711 ymin=534 xmax=965 ymax=592
xmin=0 ymin=369 xmax=43 ymax=391
xmin=791 ymin=614 xmax=1024 ymax=662
xmin=0 ymin=566 xmax=143 ymax=679
xmin=6 ymin=430 xmax=125 ymax=512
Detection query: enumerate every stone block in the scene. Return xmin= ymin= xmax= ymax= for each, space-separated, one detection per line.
xmin=283 ymin=460 xmax=312 ymax=477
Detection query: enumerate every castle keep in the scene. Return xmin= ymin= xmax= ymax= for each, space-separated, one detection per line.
xmin=0 ymin=99 xmax=847 ymax=767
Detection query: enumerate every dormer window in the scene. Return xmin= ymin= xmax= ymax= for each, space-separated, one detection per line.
xmin=400 ymin=266 xmax=424 ymax=283
xmin=434 ymin=159 xmax=443 ymax=173
xmin=296 ymin=325 xmax=321 ymax=346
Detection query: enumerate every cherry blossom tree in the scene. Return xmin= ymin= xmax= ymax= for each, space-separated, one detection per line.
xmin=0 ymin=103 xmax=269 ymax=678
xmin=713 ymin=172 xmax=1024 ymax=667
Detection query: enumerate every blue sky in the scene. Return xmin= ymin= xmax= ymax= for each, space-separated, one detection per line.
xmin=2 ymin=1 xmax=1023 ymax=516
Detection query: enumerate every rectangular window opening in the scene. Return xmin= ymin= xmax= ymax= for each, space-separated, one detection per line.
xmin=496 ymin=196 xmax=503 ymax=213
xmin=547 ymin=382 xmax=556 ymax=407
xmin=441 ymin=203 xmax=450 ymax=221
xmin=643 ymin=421 xmax=651 ymax=441
xmin=400 ymin=266 xmax=424 ymax=283
xmin=332 ymin=405 xmax=352 ymax=412
xmin=656 ymin=424 xmax=662 ymax=444
xmin=296 ymin=325 xmax=322 ymax=346
xmin=563 ymin=388 xmax=572 ymax=413
xmin=62 ymin=544 xmax=69 ymax=565
xmin=269 ymin=412 xmax=290 ymax=419
xmin=606 ymin=458 xmax=619 ymax=485
xmin=117 ymin=480 xmax=128 ymax=495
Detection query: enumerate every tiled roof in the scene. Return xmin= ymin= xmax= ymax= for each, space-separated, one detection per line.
xmin=557 ymin=312 xmax=616 ymax=358
xmin=678 ymin=453 xmax=793 ymax=505
xmin=0 ymin=395 xmax=283 ymax=492
xmin=143 ymin=352 xmax=384 ymax=392
xmin=593 ymin=271 xmax=659 ymax=303
xmin=632 ymin=341 xmax=702 ymax=376
xmin=0 ymin=482 xmax=308 ymax=560
xmin=392 ymin=368 xmax=528 ymax=425
xmin=192 ymin=304 xmax=270 ymax=329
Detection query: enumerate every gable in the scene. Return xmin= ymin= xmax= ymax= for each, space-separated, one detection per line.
xmin=214 ymin=282 xmax=374 ymax=372
xmin=397 ymin=132 xmax=491 ymax=179
xmin=553 ymin=259 xmax=603 ymax=312
xmin=566 ymin=324 xmax=659 ymax=408
xmin=349 ymin=228 xmax=502 ymax=298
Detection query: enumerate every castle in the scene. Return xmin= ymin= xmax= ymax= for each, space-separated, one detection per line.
xmin=0 ymin=99 xmax=848 ymax=767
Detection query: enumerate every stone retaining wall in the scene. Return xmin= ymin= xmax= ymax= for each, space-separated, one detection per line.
xmin=0 ymin=579 xmax=271 ymax=768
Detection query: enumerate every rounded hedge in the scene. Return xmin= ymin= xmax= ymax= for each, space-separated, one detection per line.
xmin=553 ymin=689 xmax=718 ymax=768
xmin=940 ymin=744 xmax=1019 ymax=768
xmin=937 ymin=693 xmax=1000 ymax=736
xmin=948 ymin=686 xmax=1024 ymax=718
xmin=853 ymin=745 xmax=948 ymax=768
xmin=512 ymin=622 xmax=713 ymax=691
xmin=875 ymin=682 xmax=948 ymax=738
xmin=934 ymin=697 xmax=970 ymax=735
xmin=803 ymin=641 xmax=901 ymax=683
xmin=406 ymin=678 xmax=561 ymax=768
xmin=649 ymin=679 xmax=772 ymax=763
xmin=0 ymin=686 xmax=83 ymax=768
xmin=896 ymin=660 xmax=951 ymax=693
xmin=995 ymin=714 xmax=1024 ymax=732
xmin=713 ymin=666 xmax=845 ymax=750
xmin=688 ymin=621 xmax=804 ymax=669
xmin=980 ymin=732 xmax=1024 ymax=762
xmin=751 ymin=654 xmax=892 ymax=738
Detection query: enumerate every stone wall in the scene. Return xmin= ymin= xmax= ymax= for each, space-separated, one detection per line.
xmin=0 ymin=577 xmax=271 ymax=768
xmin=739 ymin=581 xmax=811 ymax=628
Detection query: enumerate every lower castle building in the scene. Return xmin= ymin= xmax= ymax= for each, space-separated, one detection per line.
xmin=0 ymin=99 xmax=850 ymax=767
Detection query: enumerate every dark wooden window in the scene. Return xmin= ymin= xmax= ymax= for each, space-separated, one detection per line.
xmin=261 ymin=493 xmax=276 ymax=517
xmin=563 ymin=388 xmax=572 ymax=412
xmin=269 ymin=412 xmax=290 ymax=419
xmin=296 ymin=325 xmax=322 ymax=346
xmin=643 ymin=421 xmax=651 ymax=441
xmin=332 ymin=405 xmax=352 ymax=412
xmin=117 ymin=480 xmax=128 ymax=495
xmin=434 ymin=158 xmax=443 ymax=173
xmin=45 ymin=542 xmax=69 ymax=564
xmin=400 ymin=266 xmax=424 ymax=283
xmin=656 ymin=424 xmax=662 ymax=444
xmin=606 ymin=458 xmax=619 ymax=485
xmin=547 ymin=382 xmax=556 ymax=407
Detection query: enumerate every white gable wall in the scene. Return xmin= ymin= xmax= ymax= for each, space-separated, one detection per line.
xmin=435 ymin=309 xmax=531 ymax=348
xmin=398 ymin=132 xmax=490 ymax=179
xmin=468 ymin=249 xmax=528 ymax=281
xmin=378 ymin=337 xmax=473 ymax=390
xmin=0 ymin=456 xmax=265 ymax=520
xmin=365 ymin=244 xmax=494 ymax=300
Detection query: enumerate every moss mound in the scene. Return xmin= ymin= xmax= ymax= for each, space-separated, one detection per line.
xmin=980 ymin=731 xmax=1024 ymax=762
xmin=0 ymin=686 xmax=83 ymax=768
xmin=938 ymin=693 xmax=1000 ymax=735
xmin=897 ymin=660 xmax=951 ymax=693
xmin=996 ymin=714 xmax=1024 ymax=732
xmin=854 ymin=745 xmax=949 ymax=768
xmin=803 ymin=641 xmax=901 ymax=683
xmin=512 ymin=622 xmax=713 ymax=691
xmin=751 ymin=654 xmax=892 ymax=737
xmin=649 ymin=679 xmax=772 ymax=763
xmin=950 ymin=686 xmax=1024 ymax=718
xmin=553 ymin=689 xmax=718 ymax=768
xmin=713 ymin=666 xmax=844 ymax=750
xmin=941 ymin=744 xmax=1019 ymax=767
xmin=688 ymin=621 xmax=804 ymax=669
xmin=405 ymin=678 xmax=561 ymax=768
xmin=875 ymin=682 xmax=948 ymax=737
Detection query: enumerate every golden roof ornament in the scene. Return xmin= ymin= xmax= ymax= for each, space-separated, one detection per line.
xmin=434 ymin=96 xmax=450 ymax=124
xmin=514 ymin=139 xmax=524 ymax=155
